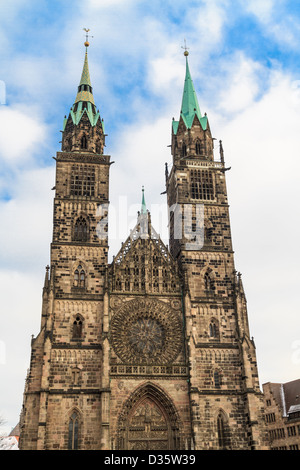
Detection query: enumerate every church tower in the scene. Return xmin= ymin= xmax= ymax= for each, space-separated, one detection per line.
xmin=19 ymin=43 xmax=267 ymax=450
xmin=19 ymin=40 xmax=111 ymax=450
xmin=166 ymin=49 xmax=267 ymax=449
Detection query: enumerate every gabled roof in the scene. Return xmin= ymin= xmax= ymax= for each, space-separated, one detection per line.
xmin=112 ymin=211 xmax=175 ymax=268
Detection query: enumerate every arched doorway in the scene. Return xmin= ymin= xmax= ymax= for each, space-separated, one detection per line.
xmin=117 ymin=383 xmax=181 ymax=450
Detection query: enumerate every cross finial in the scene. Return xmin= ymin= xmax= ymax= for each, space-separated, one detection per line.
xmin=181 ymin=38 xmax=189 ymax=57
xmin=83 ymin=28 xmax=93 ymax=48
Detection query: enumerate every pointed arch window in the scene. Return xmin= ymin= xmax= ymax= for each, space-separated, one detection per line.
xmin=204 ymin=271 xmax=214 ymax=293
xmin=74 ymin=216 xmax=88 ymax=242
xmin=81 ymin=134 xmax=87 ymax=149
xmin=68 ymin=411 xmax=79 ymax=450
xmin=72 ymin=315 xmax=83 ymax=339
xmin=195 ymin=140 xmax=201 ymax=155
xmin=181 ymin=142 xmax=187 ymax=157
xmin=74 ymin=264 xmax=86 ymax=288
xmin=209 ymin=321 xmax=218 ymax=339
xmin=217 ymin=411 xmax=230 ymax=449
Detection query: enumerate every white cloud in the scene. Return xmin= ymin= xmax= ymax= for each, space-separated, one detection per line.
xmin=216 ymin=68 xmax=300 ymax=384
xmin=244 ymin=0 xmax=275 ymax=22
xmin=0 ymin=106 xmax=47 ymax=164
xmin=245 ymin=0 xmax=300 ymax=49
xmin=217 ymin=53 xmax=265 ymax=114
xmin=88 ymin=0 xmax=136 ymax=8
xmin=0 ymin=166 xmax=54 ymax=269
xmin=190 ymin=0 xmax=228 ymax=47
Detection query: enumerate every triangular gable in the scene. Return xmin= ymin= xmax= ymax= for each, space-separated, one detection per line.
xmin=111 ymin=215 xmax=181 ymax=294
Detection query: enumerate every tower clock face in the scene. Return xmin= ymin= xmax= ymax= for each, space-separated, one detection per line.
xmin=110 ymin=299 xmax=182 ymax=364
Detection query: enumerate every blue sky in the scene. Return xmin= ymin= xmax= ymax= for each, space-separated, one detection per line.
xmin=1 ymin=0 xmax=300 ymax=435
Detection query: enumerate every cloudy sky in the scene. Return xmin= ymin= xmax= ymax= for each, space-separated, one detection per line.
xmin=1 ymin=0 xmax=300 ymax=434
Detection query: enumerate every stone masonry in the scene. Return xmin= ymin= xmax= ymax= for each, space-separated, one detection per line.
xmin=19 ymin=45 xmax=268 ymax=450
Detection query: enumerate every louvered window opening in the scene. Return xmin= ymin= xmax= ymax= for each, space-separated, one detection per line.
xmin=70 ymin=165 xmax=95 ymax=197
xmin=190 ymin=169 xmax=214 ymax=200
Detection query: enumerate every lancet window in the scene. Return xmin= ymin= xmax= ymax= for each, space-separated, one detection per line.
xmin=74 ymin=264 xmax=86 ymax=288
xmin=81 ymin=134 xmax=87 ymax=149
xmin=72 ymin=316 xmax=83 ymax=340
xmin=204 ymin=271 xmax=214 ymax=292
xmin=209 ymin=321 xmax=218 ymax=338
xmin=217 ymin=411 xmax=230 ymax=449
xmin=68 ymin=412 xmax=79 ymax=450
xmin=74 ymin=216 xmax=88 ymax=242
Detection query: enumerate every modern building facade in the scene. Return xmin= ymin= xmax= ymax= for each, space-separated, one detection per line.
xmin=19 ymin=43 xmax=268 ymax=450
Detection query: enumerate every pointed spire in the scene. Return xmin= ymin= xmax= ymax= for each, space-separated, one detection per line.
xmin=141 ymin=186 xmax=147 ymax=215
xmin=172 ymin=48 xmax=208 ymax=134
xmin=181 ymin=53 xmax=202 ymax=126
xmin=63 ymin=38 xmax=101 ymax=131
xmin=75 ymin=48 xmax=95 ymax=105
xmin=43 ymin=265 xmax=50 ymax=292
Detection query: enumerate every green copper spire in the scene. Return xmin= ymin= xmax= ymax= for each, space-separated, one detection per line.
xmin=172 ymin=51 xmax=207 ymax=134
xmin=63 ymin=42 xmax=100 ymax=131
xmin=181 ymin=55 xmax=201 ymax=125
xmin=75 ymin=49 xmax=95 ymax=105
xmin=141 ymin=186 xmax=147 ymax=215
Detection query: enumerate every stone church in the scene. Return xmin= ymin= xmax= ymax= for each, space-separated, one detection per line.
xmin=19 ymin=41 xmax=268 ymax=450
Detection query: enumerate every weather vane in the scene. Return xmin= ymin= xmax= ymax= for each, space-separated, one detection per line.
xmin=83 ymin=28 xmax=93 ymax=47
xmin=181 ymin=39 xmax=189 ymax=56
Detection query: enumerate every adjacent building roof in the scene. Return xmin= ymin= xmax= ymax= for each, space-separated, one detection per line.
xmin=0 ymin=436 xmax=19 ymax=450
xmin=283 ymin=379 xmax=300 ymax=417
xmin=264 ymin=379 xmax=300 ymax=417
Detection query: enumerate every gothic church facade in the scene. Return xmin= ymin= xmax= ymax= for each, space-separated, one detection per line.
xmin=19 ymin=44 xmax=267 ymax=450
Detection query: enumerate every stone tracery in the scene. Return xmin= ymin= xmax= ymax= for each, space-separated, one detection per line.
xmin=110 ymin=298 xmax=182 ymax=364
